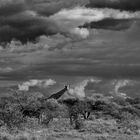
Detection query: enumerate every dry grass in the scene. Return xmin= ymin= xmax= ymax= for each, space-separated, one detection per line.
xmin=0 ymin=117 xmax=140 ymax=140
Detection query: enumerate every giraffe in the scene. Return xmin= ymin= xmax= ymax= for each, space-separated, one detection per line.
xmin=10 ymin=86 xmax=69 ymax=123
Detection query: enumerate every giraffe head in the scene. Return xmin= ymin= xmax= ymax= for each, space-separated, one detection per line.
xmin=64 ymin=85 xmax=70 ymax=91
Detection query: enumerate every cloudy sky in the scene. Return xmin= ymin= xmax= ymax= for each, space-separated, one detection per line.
xmin=0 ymin=0 xmax=140 ymax=97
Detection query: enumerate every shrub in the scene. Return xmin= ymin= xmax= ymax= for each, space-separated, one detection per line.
xmin=24 ymin=117 xmax=39 ymax=129
xmin=68 ymin=104 xmax=84 ymax=129
xmin=0 ymin=105 xmax=25 ymax=129
xmin=40 ymin=99 xmax=65 ymax=125
xmin=67 ymin=99 xmax=91 ymax=128
xmin=111 ymin=97 xmax=129 ymax=106
xmin=91 ymin=93 xmax=105 ymax=100
xmin=117 ymin=111 xmax=140 ymax=134
xmin=1 ymin=136 xmax=9 ymax=140
xmin=74 ymin=118 xmax=84 ymax=130
xmin=126 ymin=97 xmax=140 ymax=105
xmin=44 ymin=99 xmax=61 ymax=111
xmin=121 ymin=105 xmax=140 ymax=118
xmin=41 ymin=109 xmax=54 ymax=126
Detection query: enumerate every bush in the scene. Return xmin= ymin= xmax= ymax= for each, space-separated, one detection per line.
xmin=111 ymin=97 xmax=129 ymax=106
xmin=91 ymin=93 xmax=105 ymax=100
xmin=24 ymin=117 xmax=39 ymax=129
xmin=68 ymin=103 xmax=84 ymax=129
xmin=121 ymin=105 xmax=140 ymax=118
xmin=117 ymin=111 xmax=140 ymax=134
xmin=67 ymin=99 xmax=92 ymax=128
xmin=0 ymin=93 xmax=27 ymax=129
xmin=74 ymin=118 xmax=84 ymax=130
xmin=40 ymin=109 xmax=54 ymax=126
xmin=45 ymin=99 xmax=61 ymax=111
xmin=40 ymin=99 xmax=65 ymax=125
xmin=0 ymin=105 xmax=25 ymax=129
xmin=126 ymin=97 xmax=140 ymax=105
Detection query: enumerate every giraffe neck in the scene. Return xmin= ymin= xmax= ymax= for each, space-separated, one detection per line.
xmin=47 ymin=86 xmax=68 ymax=100
xmin=54 ymin=87 xmax=67 ymax=98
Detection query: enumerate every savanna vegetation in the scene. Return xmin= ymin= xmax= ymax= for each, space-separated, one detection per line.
xmin=0 ymin=90 xmax=140 ymax=140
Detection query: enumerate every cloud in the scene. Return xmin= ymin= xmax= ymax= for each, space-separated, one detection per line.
xmin=86 ymin=0 xmax=140 ymax=11
xmin=0 ymin=0 xmax=84 ymax=43
xmin=1 ymin=19 xmax=140 ymax=80
xmin=68 ymin=78 xmax=101 ymax=98
xmin=27 ymin=0 xmax=89 ymax=16
xmin=0 ymin=3 xmax=140 ymax=81
xmin=110 ymin=80 xmax=134 ymax=98
xmin=5 ymin=39 xmax=51 ymax=53
xmin=1 ymin=34 xmax=70 ymax=53
xmin=70 ymin=28 xmax=90 ymax=39
xmin=0 ymin=10 xmax=63 ymax=42
xmin=0 ymin=1 xmax=140 ymax=43
xmin=0 ymin=0 xmax=90 ymax=43
xmin=79 ymin=19 xmax=134 ymax=31
xmin=51 ymin=7 xmax=140 ymax=36
xmin=0 ymin=67 xmax=13 ymax=73
xmin=18 ymin=79 xmax=56 ymax=91
xmin=0 ymin=0 xmax=26 ymax=16
xmin=52 ymin=7 xmax=140 ymax=23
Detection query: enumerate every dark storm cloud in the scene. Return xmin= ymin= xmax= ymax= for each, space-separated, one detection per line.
xmin=0 ymin=14 xmax=61 ymax=42
xmin=0 ymin=0 xmax=140 ymax=43
xmin=0 ymin=0 xmax=72 ymax=43
xmin=0 ymin=0 xmax=88 ymax=43
xmin=0 ymin=0 xmax=58 ymax=42
xmin=0 ymin=0 xmax=26 ymax=16
xmin=79 ymin=19 xmax=134 ymax=31
xmin=86 ymin=0 xmax=140 ymax=11
xmin=0 ymin=0 xmax=91 ymax=43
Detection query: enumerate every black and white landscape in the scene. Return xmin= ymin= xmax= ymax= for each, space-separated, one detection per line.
xmin=0 ymin=0 xmax=140 ymax=140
